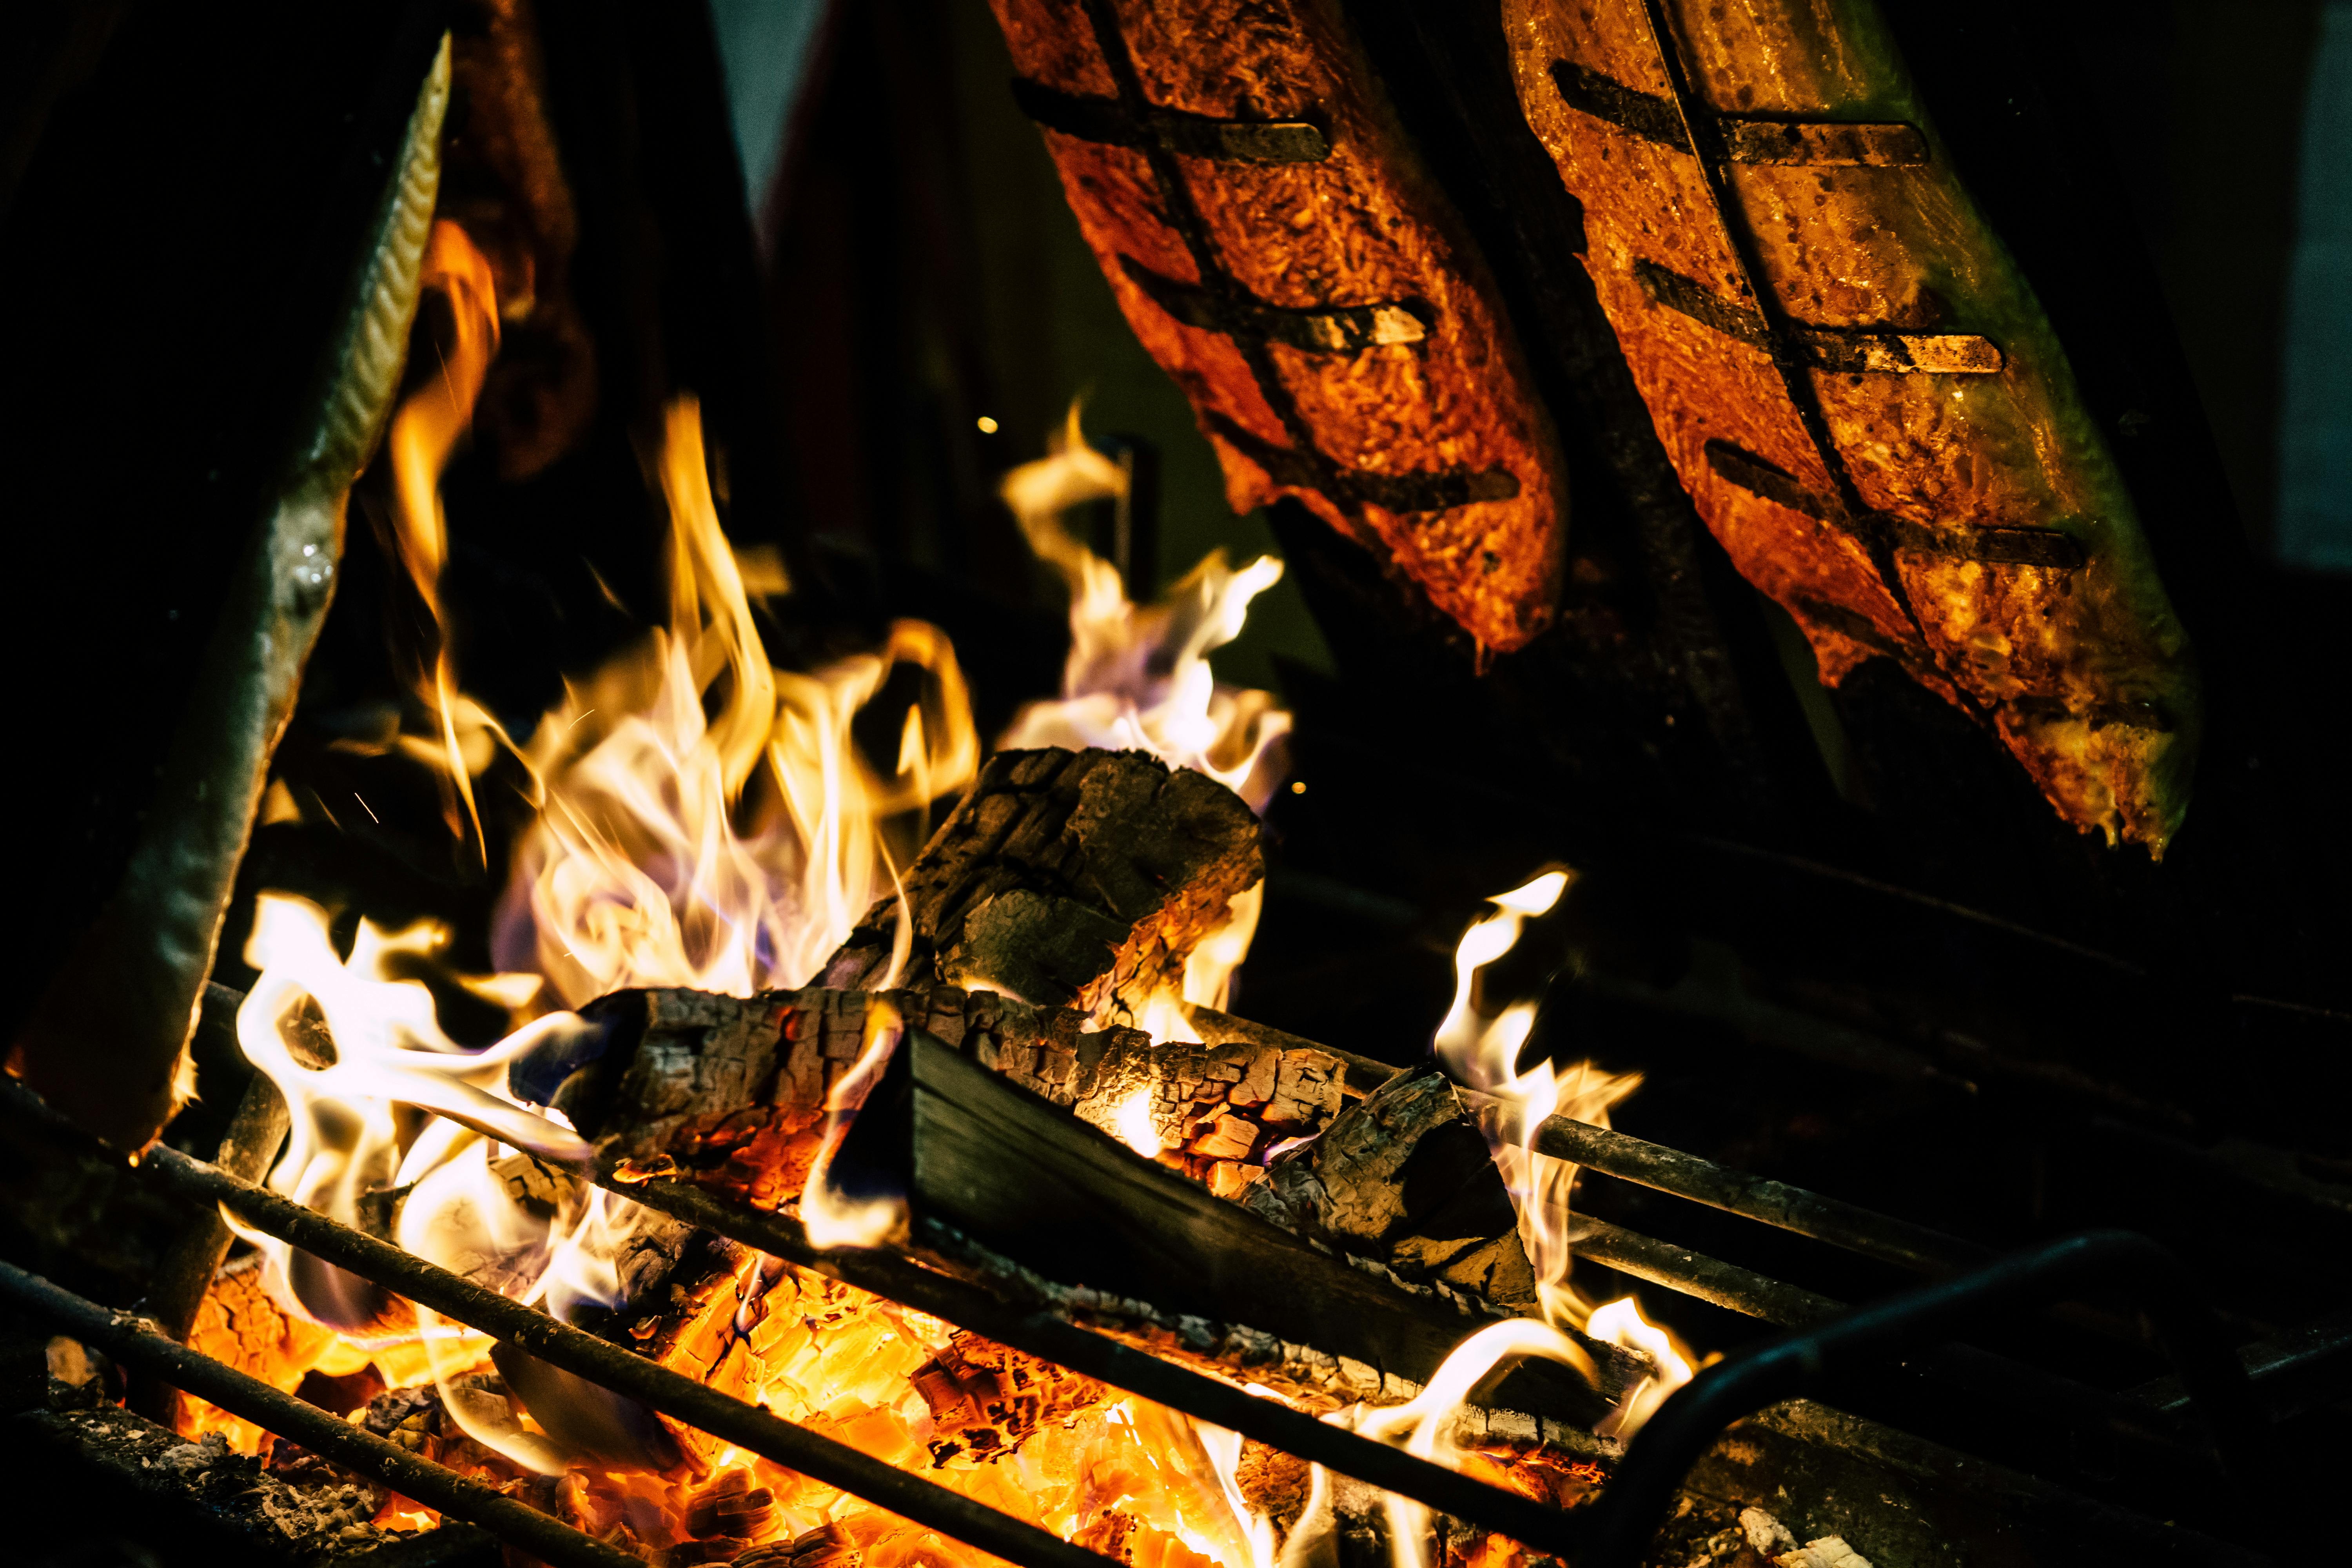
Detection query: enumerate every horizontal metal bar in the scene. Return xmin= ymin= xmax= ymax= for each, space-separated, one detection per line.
xmin=1548 ymin=59 xmax=1929 ymax=167
xmin=1575 ymin=1231 xmax=2290 ymax=1568
xmin=1632 ymin=259 xmax=2005 ymax=376
xmin=1532 ymin=1116 xmax=1989 ymax=1276
xmin=596 ymin=1164 xmax=1594 ymax=1560
xmin=2134 ymin=1308 xmax=2352 ymax=1423
xmin=1566 ymin=1215 xmax=1842 ymax=1325
xmin=0 ymin=1259 xmax=637 ymax=1568
xmin=135 ymin=1144 xmax=1114 ymax=1568
xmin=1119 ymin=255 xmax=1428 ymax=354
xmin=1010 ymin=77 xmax=1329 ymax=163
xmin=1566 ymin=1213 xmax=2229 ymax=1495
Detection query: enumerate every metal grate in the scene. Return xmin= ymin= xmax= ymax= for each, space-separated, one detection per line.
xmin=0 ymin=1070 xmax=2336 ymax=1568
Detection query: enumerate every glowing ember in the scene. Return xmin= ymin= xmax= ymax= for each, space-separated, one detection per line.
xmin=1114 ymin=1086 xmax=1166 ymax=1158
xmin=1352 ymin=1319 xmax=1597 ymax=1568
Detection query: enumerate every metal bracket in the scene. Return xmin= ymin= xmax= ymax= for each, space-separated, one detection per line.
xmin=1011 ymin=77 xmax=1329 ymax=163
xmin=1704 ymin=438 xmax=2084 ymax=569
xmin=1206 ymin=411 xmax=1519 ymax=514
xmin=1635 ymin=259 xmax=2001 ymax=374
xmin=1574 ymin=1230 xmax=2296 ymax=1568
xmin=1550 ymin=60 xmax=1928 ymax=167
xmin=1120 ymin=255 xmax=1428 ymax=354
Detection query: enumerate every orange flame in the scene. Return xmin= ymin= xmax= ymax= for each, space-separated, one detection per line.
xmin=801 ymin=998 xmax=910 ymax=1249
xmin=383 ymin=219 xmax=508 ymax=855
xmin=494 ymin=398 xmax=976 ymax=1005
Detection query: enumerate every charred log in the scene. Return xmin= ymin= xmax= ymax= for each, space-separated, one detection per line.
xmin=820 ymin=747 xmax=1263 ymax=1021
xmin=541 ymin=984 xmax=1345 ymax=1203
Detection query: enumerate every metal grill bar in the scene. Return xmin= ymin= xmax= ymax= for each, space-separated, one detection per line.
xmin=1533 ymin=1116 xmax=1991 ymax=1275
xmin=0 ymin=1259 xmax=640 ymax=1568
xmin=137 ymin=1143 xmax=1118 ymax=1568
xmin=592 ymin=1160 xmax=1594 ymax=1558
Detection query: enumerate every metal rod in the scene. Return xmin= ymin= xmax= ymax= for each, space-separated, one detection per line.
xmin=1564 ymin=1216 xmax=1842 ymax=1325
xmin=1534 ymin=1116 xmax=1989 ymax=1276
xmin=0 ymin=1259 xmax=639 ymax=1568
xmin=136 ymin=1143 xmax=1116 ymax=1568
xmin=1567 ymin=1215 xmax=2213 ymax=1468
xmin=599 ymin=1165 xmax=1594 ymax=1560
xmin=1572 ymin=1231 xmax=2290 ymax=1568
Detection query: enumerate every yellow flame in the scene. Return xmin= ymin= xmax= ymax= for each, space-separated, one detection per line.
xmin=1433 ymin=869 xmax=1640 ymax=1329
xmin=997 ymin=405 xmax=1290 ymax=1035
xmin=1193 ymin=1420 xmax=1278 ymax=1568
xmin=1000 ymin=405 xmax=1291 ymax=815
xmin=802 ymin=999 xmax=910 ymax=1249
xmin=1586 ymin=1295 xmax=1695 ymax=1439
xmin=1113 ymin=1086 xmax=1165 ymax=1158
xmin=1352 ymin=1319 xmax=1596 ymax=1568
xmin=223 ymin=404 xmax=973 ymax=1470
xmin=495 ymin=398 xmax=976 ymax=1006
xmin=383 ymin=219 xmax=509 ymax=857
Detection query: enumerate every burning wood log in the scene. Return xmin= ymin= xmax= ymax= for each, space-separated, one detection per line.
xmin=7 ymin=39 xmax=454 ymax=1151
xmin=546 ymin=983 xmax=1343 ymax=1208
xmin=820 ymin=747 xmax=1263 ymax=1021
xmin=984 ymin=0 xmax=1568 ymax=655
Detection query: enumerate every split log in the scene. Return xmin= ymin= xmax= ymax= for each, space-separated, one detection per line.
xmin=819 ymin=748 xmax=1263 ymax=1022
xmin=899 ymin=1033 xmax=1630 ymax=1431
xmin=535 ymin=980 xmax=1619 ymax=1422
xmin=541 ymin=984 xmax=1347 ymax=1205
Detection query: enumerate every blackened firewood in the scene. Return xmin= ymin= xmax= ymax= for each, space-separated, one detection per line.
xmin=820 ymin=748 xmax=1263 ymax=1021
xmin=550 ymin=985 xmax=1347 ymax=1208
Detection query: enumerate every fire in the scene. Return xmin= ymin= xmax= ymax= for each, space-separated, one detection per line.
xmin=800 ymin=998 xmax=911 ymax=1249
xmin=1433 ymin=871 xmax=1640 ymax=1330
xmin=196 ymin=397 xmax=989 ymax=1516
xmin=999 ymin=406 xmax=1290 ymax=815
xmin=494 ymin=398 xmax=976 ymax=1006
xmin=1114 ymin=1086 xmax=1166 ymax=1158
xmin=1350 ymin=1319 xmax=1598 ymax=1568
xmin=997 ymin=407 xmax=1291 ymax=1033
xmin=227 ymin=893 xmax=642 ymax=1469
xmin=379 ymin=219 xmax=512 ymax=856
xmin=1342 ymin=868 xmax=1691 ymax=1563
xmin=1584 ymin=1296 xmax=1695 ymax=1439
xmin=183 ymin=385 xmax=1417 ymax=1563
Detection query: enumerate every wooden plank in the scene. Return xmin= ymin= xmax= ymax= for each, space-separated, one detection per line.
xmin=902 ymin=1032 xmax=1623 ymax=1426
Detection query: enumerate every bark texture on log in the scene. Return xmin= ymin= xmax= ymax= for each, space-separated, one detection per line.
xmin=1246 ymin=1071 xmax=1539 ymax=1312
xmin=906 ymin=1034 xmax=1617 ymax=1428
xmin=557 ymin=984 xmax=1345 ymax=1207
xmin=823 ymin=748 xmax=1263 ymax=1022
xmin=985 ymin=0 xmax=1567 ymax=653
